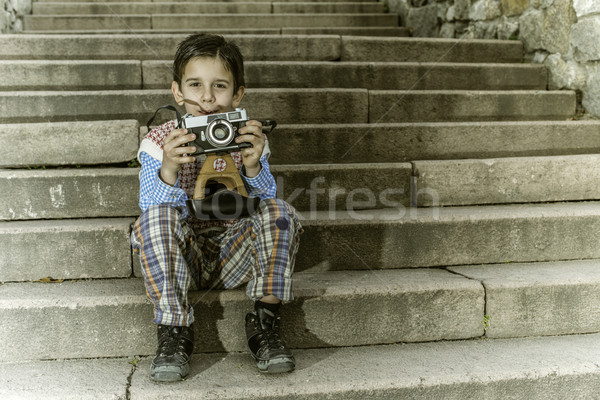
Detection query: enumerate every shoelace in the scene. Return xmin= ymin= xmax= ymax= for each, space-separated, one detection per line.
xmin=257 ymin=317 xmax=285 ymax=350
xmin=158 ymin=327 xmax=188 ymax=357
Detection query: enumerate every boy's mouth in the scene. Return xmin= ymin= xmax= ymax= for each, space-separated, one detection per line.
xmin=197 ymin=109 xmax=218 ymax=116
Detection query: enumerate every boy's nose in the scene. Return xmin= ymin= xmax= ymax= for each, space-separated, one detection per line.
xmin=201 ymin=88 xmax=214 ymax=102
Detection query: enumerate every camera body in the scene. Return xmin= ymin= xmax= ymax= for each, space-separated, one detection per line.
xmin=182 ymin=108 xmax=251 ymax=155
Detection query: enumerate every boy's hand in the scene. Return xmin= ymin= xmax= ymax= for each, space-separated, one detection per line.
xmin=161 ymin=128 xmax=196 ymax=186
xmin=236 ymin=120 xmax=266 ymax=178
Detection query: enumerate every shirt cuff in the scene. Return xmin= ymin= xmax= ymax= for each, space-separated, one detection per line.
xmin=241 ymin=157 xmax=276 ymax=198
xmin=153 ymin=171 xmax=187 ymax=204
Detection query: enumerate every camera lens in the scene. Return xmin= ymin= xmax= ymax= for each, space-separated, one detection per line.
xmin=213 ymin=125 xmax=228 ymax=140
xmin=207 ymin=119 xmax=234 ymax=147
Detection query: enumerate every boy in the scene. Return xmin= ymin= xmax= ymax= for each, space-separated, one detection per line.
xmin=130 ymin=33 xmax=302 ymax=382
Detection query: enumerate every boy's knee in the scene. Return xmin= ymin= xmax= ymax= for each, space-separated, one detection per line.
xmin=134 ymin=204 xmax=184 ymax=242
xmin=257 ymin=198 xmax=301 ymax=233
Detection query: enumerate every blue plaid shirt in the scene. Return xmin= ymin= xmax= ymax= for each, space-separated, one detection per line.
xmin=138 ymin=151 xmax=277 ymax=219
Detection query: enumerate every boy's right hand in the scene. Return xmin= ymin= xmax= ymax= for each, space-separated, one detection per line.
xmin=160 ymin=128 xmax=196 ymax=186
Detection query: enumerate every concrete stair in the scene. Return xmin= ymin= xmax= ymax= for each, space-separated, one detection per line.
xmin=2 ymin=1 xmax=600 ymax=399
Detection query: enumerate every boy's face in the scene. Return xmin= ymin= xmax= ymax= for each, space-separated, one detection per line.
xmin=171 ymin=56 xmax=244 ymax=116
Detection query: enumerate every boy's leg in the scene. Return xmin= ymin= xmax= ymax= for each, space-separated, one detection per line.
xmin=208 ymin=198 xmax=302 ymax=373
xmin=131 ymin=204 xmax=204 ymax=382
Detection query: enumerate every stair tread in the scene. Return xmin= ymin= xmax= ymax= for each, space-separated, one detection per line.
xmin=4 ymin=333 xmax=600 ymax=399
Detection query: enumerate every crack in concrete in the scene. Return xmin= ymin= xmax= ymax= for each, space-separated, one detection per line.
xmin=125 ymin=357 xmax=139 ymax=400
xmin=444 ymin=267 xmax=489 ymax=338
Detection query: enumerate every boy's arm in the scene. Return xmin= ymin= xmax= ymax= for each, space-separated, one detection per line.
xmin=138 ymin=151 xmax=190 ymax=217
xmin=240 ymin=154 xmax=277 ymax=200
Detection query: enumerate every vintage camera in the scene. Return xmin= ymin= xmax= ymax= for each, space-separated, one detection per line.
xmin=182 ymin=108 xmax=251 ymax=155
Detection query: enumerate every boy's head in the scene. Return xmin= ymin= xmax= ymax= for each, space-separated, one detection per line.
xmin=171 ymin=33 xmax=246 ymax=116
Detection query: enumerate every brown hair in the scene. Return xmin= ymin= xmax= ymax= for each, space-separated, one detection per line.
xmin=172 ymin=33 xmax=245 ymax=93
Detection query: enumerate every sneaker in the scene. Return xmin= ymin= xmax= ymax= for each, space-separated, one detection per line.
xmin=150 ymin=324 xmax=194 ymax=382
xmin=245 ymin=304 xmax=295 ymax=373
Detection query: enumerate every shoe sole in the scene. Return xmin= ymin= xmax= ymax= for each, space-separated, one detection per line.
xmin=150 ymin=364 xmax=190 ymax=382
xmin=255 ymin=356 xmax=296 ymax=374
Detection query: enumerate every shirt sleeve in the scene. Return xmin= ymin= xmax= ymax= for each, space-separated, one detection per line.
xmin=138 ymin=151 xmax=189 ymax=217
xmin=240 ymin=155 xmax=277 ymax=200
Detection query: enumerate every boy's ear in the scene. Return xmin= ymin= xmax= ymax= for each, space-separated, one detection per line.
xmin=171 ymin=81 xmax=185 ymax=106
xmin=232 ymin=86 xmax=245 ymax=108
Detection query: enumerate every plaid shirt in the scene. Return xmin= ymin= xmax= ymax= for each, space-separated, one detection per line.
xmin=137 ymin=119 xmax=277 ymax=229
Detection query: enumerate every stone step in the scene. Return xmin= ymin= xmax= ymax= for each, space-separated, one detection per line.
xmin=23 ymin=13 xmax=398 ymax=31
xmin=0 ymin=168 xmax=140 ymax=220
xmin=0 ymin=89 xmax=369 ymax=124
xmin=0 ymin=163 xmax=411 ymax=221
xmin=370 ymin=90 xmax=576 ymax=122
xmin=414 ymin=154 xmax=600 ymax=207
xmin=25 ymin=26 xmax=410 ymax=36
xmin=0 ymin=120 xmax=139 ymax=168
xmin=146 ymin=61 xmax=548 ymax=90
xmin=296 ymin=202 xmax=600 ymax=271
xmin=32 ymin=2 xmax=386 ymax=14
xmin=0 ymin=218 xmax=134 ymax=283
xmin=0 ymin=34 xmax=341 ymax=61
xmin=4 ymin=120 xmax=597 ymax=169
xmin=19 ymin=26 xmax=410 ymax=37
xmin=5 ymin=202 xmax=600 ymax=282
xmin=450 ymin=259 xmax=600 ymax=339
xmin=268 ymin=121 xmax=600 ymax=164
xmin=0 ymin=34 xmax=520 ymax=63
xmin=0 ymin=270 xmax=484 ymax=361
xmin=33 ymin=0 xmax=377 ymax=2
xmin=0 ymin=60 xmax=547 ymax=91
xmin=0 ymin=89 xmax=574 ymax=124
xmin=0 ymin=60 xmax=142 ymax=91
xmin=342 ymin=36 xmax=524 ymax=63
xmin=4 ymin=333 xmax=600 ymax=399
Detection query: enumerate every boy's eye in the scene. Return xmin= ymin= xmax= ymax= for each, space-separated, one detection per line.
xmin=215 ymin=83 xmax=227 ymax=89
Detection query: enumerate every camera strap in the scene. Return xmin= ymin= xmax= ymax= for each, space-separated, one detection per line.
xmin=146 ymin=105 xmax=182 ymax=132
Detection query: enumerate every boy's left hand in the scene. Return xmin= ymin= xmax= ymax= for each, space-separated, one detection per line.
xmin=236 ymin=120 xmax=266 ymax=178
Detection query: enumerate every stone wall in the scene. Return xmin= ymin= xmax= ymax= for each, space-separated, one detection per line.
xmin=1 ymin=0 xmax=31 ymax=33
xmin=387 ymin=0 xmax=600 ymax=117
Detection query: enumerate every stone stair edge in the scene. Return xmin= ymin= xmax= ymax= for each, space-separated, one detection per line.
xmin=4 ymin=201 xmax=600 ymax=279
xmin=0 ymin=270 xmax=485 ymax=360
xmin=4 ymin=333 xmax=600 ymax=399
xmin=4 ymin=119 xmax=600 ymax=167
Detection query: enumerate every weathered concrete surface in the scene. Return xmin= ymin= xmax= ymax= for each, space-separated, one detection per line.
xmin=0 ymin=358 xmax=132 ymax=400
xmin=129 ymin=334 xmax=600 ymax=399
xmin=152 ymin=13 xmax=398 ymax=30
xmin=281 ymin=26 xmax=409 ymax=36
xmin=32 ymin=2 xmax=272 ymax=14
xmin=25 ymin=14 xmax=397 ymax=30
xmin=341 ymin=36 xmax=524 ymax=62
xmin=0 ymin=279 xmax=154 ymax=362
xmin=0 ymin=120 xmax=139 ymax=167
xmin=295 ymin=202 xmax=600 ymax=271
xmin=271 ymin=163 xmax=412 ymax=211
xmin=414 ymin=154 xmax=600 ymax=206
xmin=142 ymin=60 xmax=547 ymax=90
xmin=369 ymin=90 xmax=576 ymax=122
xmin=450 ymin=260 xmax=600 ymax=338
xmin=32 ymin=2 xmax=384 ymax=14
xmin=0 ymin=218 xmax=134 ymax=282
xmin=0 ymin=270 xmax=483 ymax=361
xmin=0 ymin=168 xmax=140 ymax=219
xmin=25 ymin=14 xmax=152 ymax=31
xmin=0 ymin=88 xmax=368 ymax=124
xmin=0 ymin=34 xmax=341 ymax=61
xmin=268 ymin=121 xmax=600 ymax=165
xmin=0 ymin=60 xmax=142 ymax=90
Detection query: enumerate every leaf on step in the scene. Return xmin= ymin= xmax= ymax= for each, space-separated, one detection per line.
xmin=36 ymin=277 xmax=64 ymax=283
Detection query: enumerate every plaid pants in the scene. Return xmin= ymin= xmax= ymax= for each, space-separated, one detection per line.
xmin=131 ymin=198 xmax=302 ymax=327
